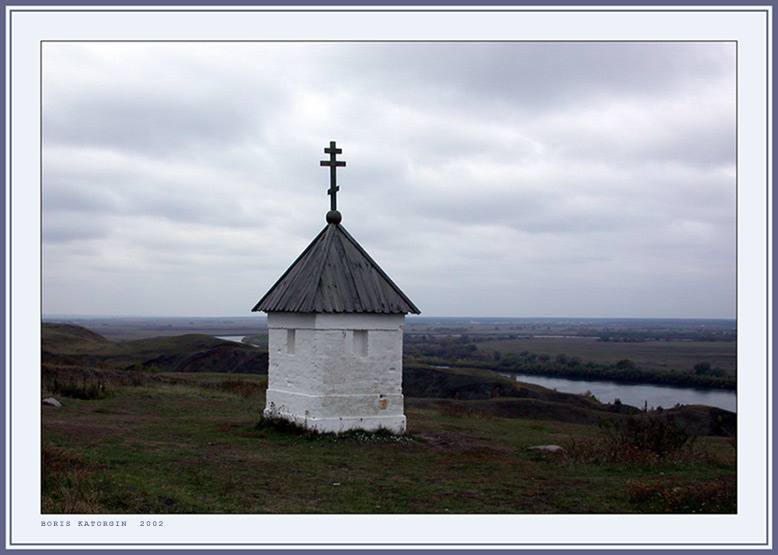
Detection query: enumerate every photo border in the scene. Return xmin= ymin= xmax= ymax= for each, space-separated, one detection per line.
xmin=4 ymin=3 xmax=772 ymax=551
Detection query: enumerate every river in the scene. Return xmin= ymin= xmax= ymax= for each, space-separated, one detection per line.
xmin=499 ymin=372 xmax=736 ymax=413
xmin=216 ymin=335 xmax=247 ymax=343
xmin=215 ymin=335 xmax=263 ymax=347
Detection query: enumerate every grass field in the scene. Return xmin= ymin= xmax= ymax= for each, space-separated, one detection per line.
xmin=42 ymin=372 xmax=736 ymax=515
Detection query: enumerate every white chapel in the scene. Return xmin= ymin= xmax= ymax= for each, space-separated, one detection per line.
xmin=252 ymin=141 xmax=420 ymax=434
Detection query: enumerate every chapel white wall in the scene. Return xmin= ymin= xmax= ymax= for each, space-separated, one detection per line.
xmin=264 ymin=312 xmax=406 ymax=433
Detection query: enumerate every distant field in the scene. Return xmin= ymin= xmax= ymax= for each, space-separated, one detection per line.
xmin=477 ymin=337 xmax=736 ymax=375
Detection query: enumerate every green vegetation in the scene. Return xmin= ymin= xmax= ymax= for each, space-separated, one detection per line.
xmin=40 ymin=322 xmax=736 ymax=514
xmin=405 ymin=332 xmax=735 ymax=390
xmin=42 ymin=369 xmax=735 ymax=514
xmin=484 ymin=336 xmax=735 ymax=373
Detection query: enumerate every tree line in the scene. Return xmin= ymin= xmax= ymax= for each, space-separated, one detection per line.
xmin=403 ymin=337 xmax=735 ymax=391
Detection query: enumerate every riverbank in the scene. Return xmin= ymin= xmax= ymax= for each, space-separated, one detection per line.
xmin=499 ymin=371 xmax=736 ymax=413
xmin=404 ymin=318 xmax=736 ymax=394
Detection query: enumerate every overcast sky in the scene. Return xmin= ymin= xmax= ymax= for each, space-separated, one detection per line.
xmin=42 ymin=41 xmax=736 ymax=319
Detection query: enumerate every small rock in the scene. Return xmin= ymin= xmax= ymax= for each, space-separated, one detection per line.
xmin=42 ymin=397 xmax=62 ymax=407
xmin=528 ymin=444 xmax=564 ymax=453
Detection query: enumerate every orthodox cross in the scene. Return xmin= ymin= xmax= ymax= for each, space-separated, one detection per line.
xmin=320 ymin=141 xmax=346 ymax=211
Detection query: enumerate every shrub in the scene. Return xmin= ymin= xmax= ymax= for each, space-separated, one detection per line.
xmin=42 ymin=365 xmax=152 ymax=399
xmin=46 ymin=376 xmax=107 ymax=400
xmin=600 ymin=413 xmax=691 ymax=458
xmin=565 ymin=414 xmax=695 ymax=466
xmin=212 ymin=379 xmax=264 ymax=398
xmin=694 ymin=361 xmax=712 ymax=375
xmin=626 ymin=477 xmax=736 ymax=513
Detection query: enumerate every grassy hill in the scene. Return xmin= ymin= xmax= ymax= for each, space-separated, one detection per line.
xmin=403 ymin=364 xmax=735 ymax=436
xmin=40 ymin=324 xmax=737 ymax=514
xmin=42 ymin=323 xmax=268 ymax=374
xmin=41 ymin=323 xmax=115 ymax=353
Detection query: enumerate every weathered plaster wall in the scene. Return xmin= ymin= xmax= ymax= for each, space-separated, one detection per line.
xmin=264 ymin=312 xmax=406 ymax=433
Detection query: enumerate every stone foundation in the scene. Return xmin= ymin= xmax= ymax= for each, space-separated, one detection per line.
xmin=263 ymin=396 xmax=406 ymax=434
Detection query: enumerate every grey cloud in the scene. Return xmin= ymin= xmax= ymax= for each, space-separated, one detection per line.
xmin=540 ymin=104 xmax=735 ymax=170
xmin=41 ymin=41 xmax=736 ymax=318
xmin=43 ymin=214 xmax=112 ymax=244
xmin=43 ymin=178 xmax=124 ymax=214
xmin=345 ymin=42 xmax=732 ymax=116
xmin=44 ymin=90 xmax=263 ymax=157
xmin=43 ymin=43 xmax=293 ymax=157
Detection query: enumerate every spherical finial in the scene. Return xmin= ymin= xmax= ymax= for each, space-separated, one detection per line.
xmin=326 ymin=210 xmax=342 ymax=224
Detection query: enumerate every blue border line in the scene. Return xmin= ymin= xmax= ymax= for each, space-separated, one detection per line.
xmin=1 ymin=8 xmax=6 ymax=555
xmin=4 ymin=6 xmax=10 ymax=554
xmin=5 ymin=3 xmax=771 ymax=553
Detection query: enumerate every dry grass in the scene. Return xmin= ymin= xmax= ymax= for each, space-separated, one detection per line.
xmin=41 ymin=446 xmax=106 ymax=513
xmin=626 ymin=476 xmax=737 ymax=513
xmin=41 ymin=372 xmax=736 ymax=514
xmin=436 ymin=400 xmax=497 ymax=420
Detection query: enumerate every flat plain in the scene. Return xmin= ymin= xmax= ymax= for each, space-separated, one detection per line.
xmin=476 ymin=336 xmax=735 ymax=375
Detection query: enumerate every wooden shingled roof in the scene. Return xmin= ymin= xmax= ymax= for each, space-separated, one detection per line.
xmin=252 ymin=222 xmax=420 ymax=315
